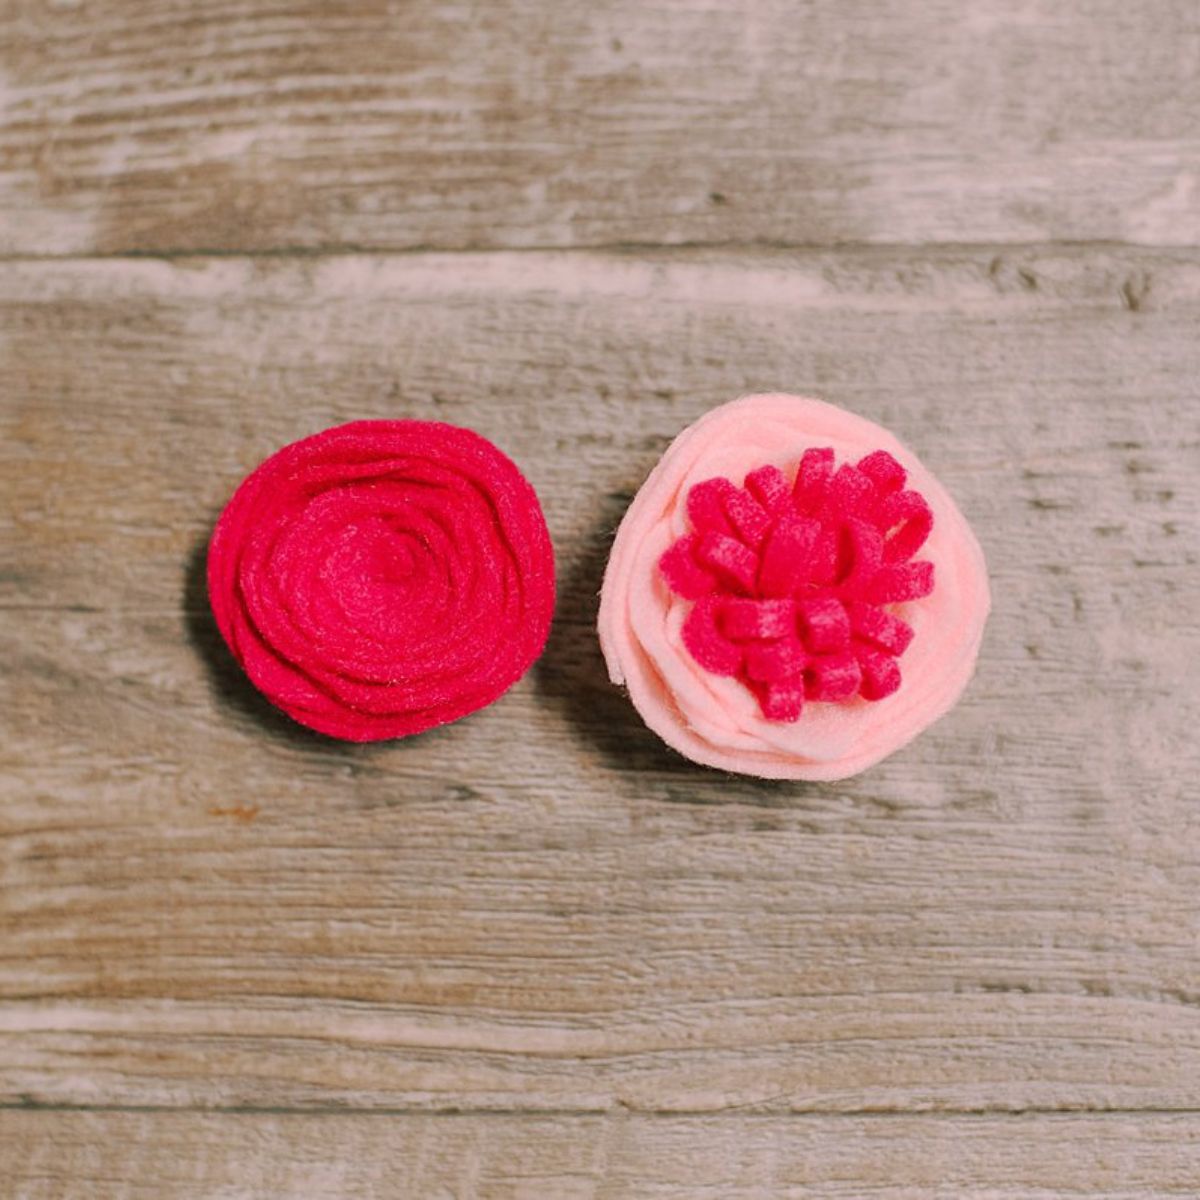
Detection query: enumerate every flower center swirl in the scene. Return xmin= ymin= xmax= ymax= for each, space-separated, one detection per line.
xmin=658 ymin=447 xmax=935 ymax=722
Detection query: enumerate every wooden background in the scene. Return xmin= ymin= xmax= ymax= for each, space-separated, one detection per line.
xmin=2 ymin=1 xmax=1199 ymax=1196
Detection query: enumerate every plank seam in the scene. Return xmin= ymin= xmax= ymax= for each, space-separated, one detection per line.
xmin=5 ymin=1104 xmax=1200 ymax=1118
xmin=0 ymin=239 xmax=1197 ymax=264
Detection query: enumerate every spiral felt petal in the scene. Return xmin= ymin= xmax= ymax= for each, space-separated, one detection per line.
xmin=208 ymin=420 xmax=555 ymax=741
xmin=597 ymin=394 xmax=990 ymax=780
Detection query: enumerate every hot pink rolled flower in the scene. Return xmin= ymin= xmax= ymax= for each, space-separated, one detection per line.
xmin=597 ymin=394 xmax=990 ymax=780
xmin=208 ymin=420 xmax=555 ymax=741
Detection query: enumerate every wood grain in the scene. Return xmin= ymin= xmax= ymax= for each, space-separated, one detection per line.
xmin=4 ymin=0 xmax=1199 ymax=1190
xmin=4 ymin=1111 xmax=1200 ymax=1198
xmin=3 ymin=247 xmax=1197 ymax=1116
xmin=2 ymin=0 xmax=1199 ymax=255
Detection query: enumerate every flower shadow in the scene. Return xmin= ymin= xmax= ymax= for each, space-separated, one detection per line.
xmin=532 ymin=499 xmax=693 ymax=777
xmin=533 ymin=491 xmax=806 ymax=811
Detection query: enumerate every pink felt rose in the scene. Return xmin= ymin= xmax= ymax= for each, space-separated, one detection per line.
xmin=208 ymin=421 xmax=555 ymax=741
xmin=597 ymin=394 xmax=989 ymax=780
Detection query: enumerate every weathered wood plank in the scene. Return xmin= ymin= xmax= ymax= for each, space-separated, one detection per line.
xmin=4 ymin=1111 xmax=1200 ymax=1199
xmin=1 ymin=248 xmax=1198 ymax=1112
xmin=2 ymin=0 xmax=1198 ymax=254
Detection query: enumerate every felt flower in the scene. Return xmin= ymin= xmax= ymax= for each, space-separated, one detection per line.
xmin=598 ymin=394 xmax=989 ymax=780
xmin=208 ymin=420 xmax=555 ymax=741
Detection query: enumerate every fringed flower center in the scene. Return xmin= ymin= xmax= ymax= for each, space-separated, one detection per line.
xmin=658 ymin=448 xmax=935 ymax=722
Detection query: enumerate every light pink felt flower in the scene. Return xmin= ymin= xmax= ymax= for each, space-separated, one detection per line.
xmin=597 ymin=394 xmax=990 ymax=780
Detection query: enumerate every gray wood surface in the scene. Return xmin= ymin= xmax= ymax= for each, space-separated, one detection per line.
xmin=3 ymin=249 xmax=1198 ymax=1124
xmin=4 ymin=1112 xmax=1200 ymax=1198
xmin=2 ymin=0 xmax=1199 ymax=253
xmin=2 ymin=1 xmax=1199 ymax=1195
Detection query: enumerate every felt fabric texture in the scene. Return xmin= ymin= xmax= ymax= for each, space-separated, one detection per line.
xmin=597 ymin=394 xmax=990 ymax=781
xmin=208 ymin=420 xmax=555 ymax=741
xmin=657 ymin=443 xmax=935 ymax=721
